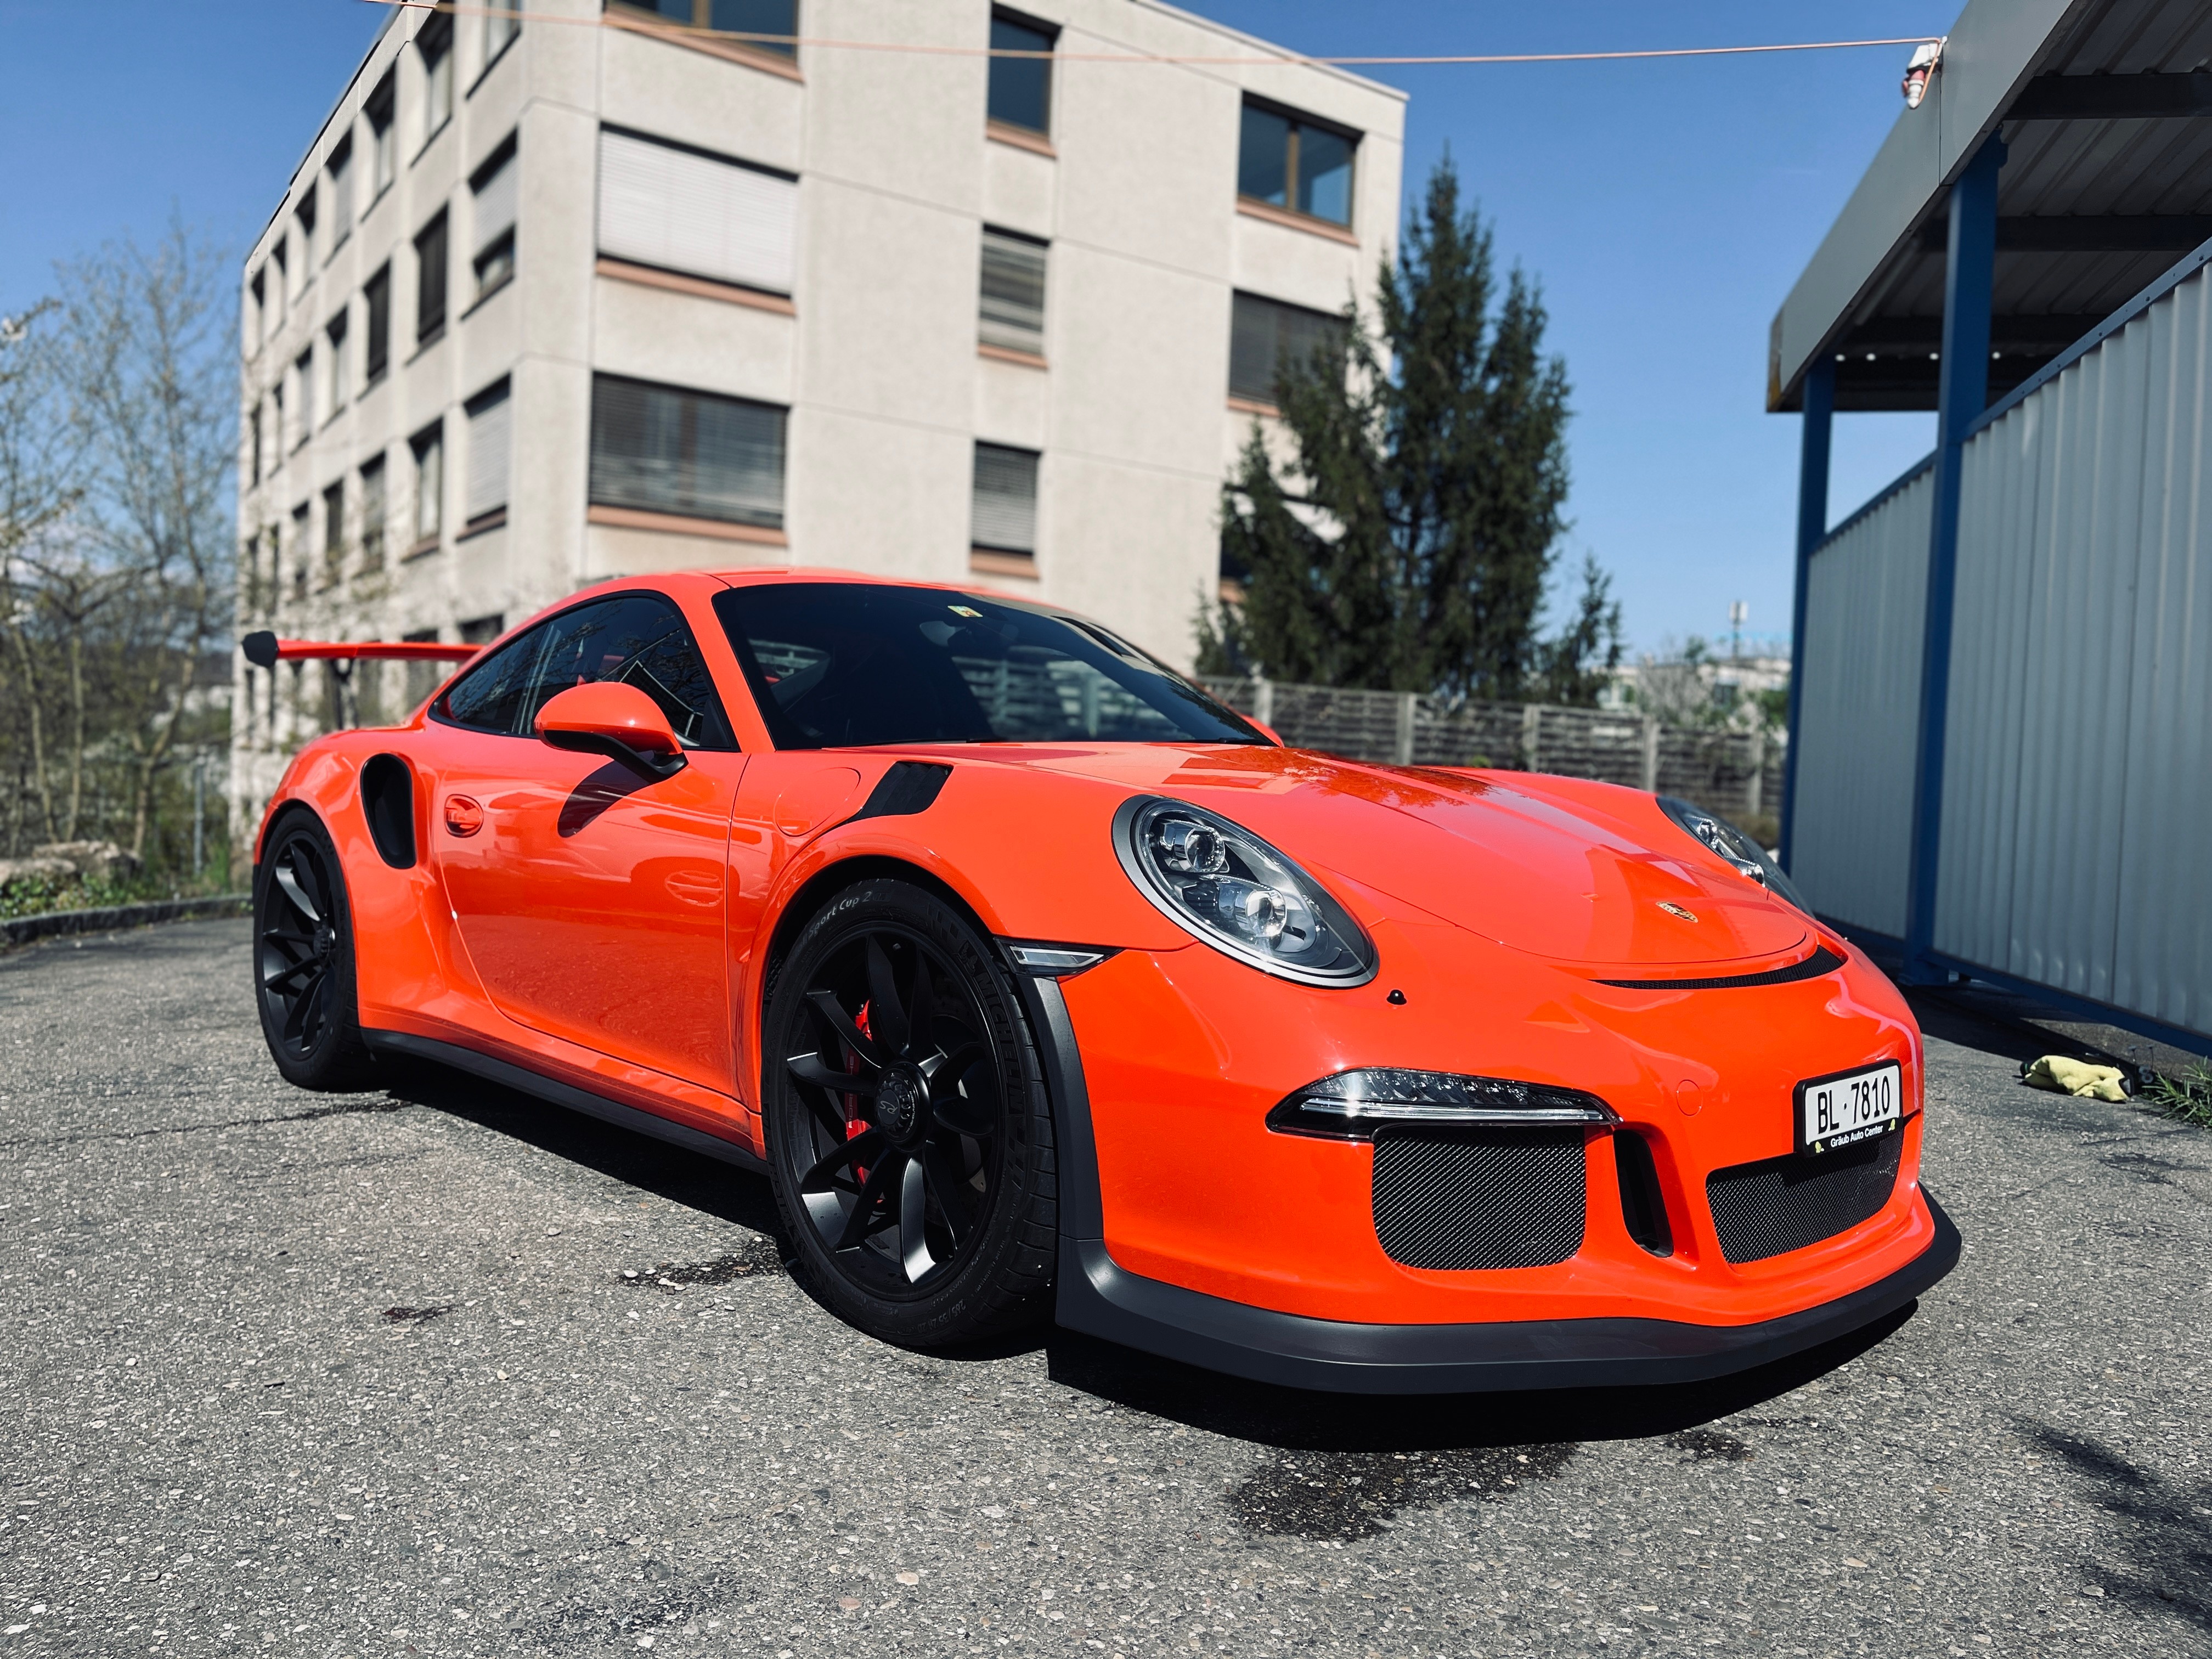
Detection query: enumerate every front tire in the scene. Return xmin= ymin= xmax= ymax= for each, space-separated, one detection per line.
xmin=762 ymin=878 xmax=1057 ymax=1346
xmin=253 ymin=811 xmax=375 ymax=1092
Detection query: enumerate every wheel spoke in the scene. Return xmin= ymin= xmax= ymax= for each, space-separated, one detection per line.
xmin=787 ymin=1052 xmax=879 ymax=1098
xmin=921 ymin=1042 xmax=983 ymax=1094
xmin=923 ymin=1140 xmax=973 ymax=1246
xmin=805 ymin=990 xmax=881 ymax=1069
xmin=273 ymin=861 xmax=321 ymax=925
xmin=899 ymin=1155 xmax=935 ymax=1283
xmin=905 ymin=951 xmax=936 ymax=1062
xmin=287 ymin=967 xmax=330 ymax=1046
xmin=833 ymin=1154 xmax=904 ymax=1252
xmin=800 ymin=1126 xmax=885 ymax=1193
xmin=865 ymin=937 xmax=909 ymax=1057
xmin=261 ymin=955 xmax=317 ymax=992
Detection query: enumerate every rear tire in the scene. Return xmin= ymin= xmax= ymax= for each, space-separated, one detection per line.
xmin=253 ymin=811 xmax=376 ymax=1092
xmin=761 ymin=878 xmax=1057 ymax=1347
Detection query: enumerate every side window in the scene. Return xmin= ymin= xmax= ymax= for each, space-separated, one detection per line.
xmin=515 ymin=594 xmax=737 ymax=749
xmin=437 ymin=623 xmax=546 ymax=734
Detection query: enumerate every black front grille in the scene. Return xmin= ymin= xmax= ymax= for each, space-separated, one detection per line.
xmin=1371 ymin=1130 xmax=1587 ymax=1271
xmin=1706 ymin=1132 xmax=1902 ymax=1264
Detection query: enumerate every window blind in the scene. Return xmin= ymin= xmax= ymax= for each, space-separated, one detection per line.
xmin=466 ymin=381 xmax=511 ymax=522
xmin=1228 ymin=291 xmax=1342 ymax=404
xmin=597 ymin=128 xmax=795 ymax=295
xmin=589 ymin=374 xmax=785 ymax=527
xmin=971 ymin=443 xmax=1039 ymax=554
xmin=979 ymin=230 xmax=1047 ymax=355
xmin=473 ymin=148 xmax=518 ymax=254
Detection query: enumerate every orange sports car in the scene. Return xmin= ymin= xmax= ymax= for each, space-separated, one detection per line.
xmin=244 ymin=569 xmax=1957 ymax=1391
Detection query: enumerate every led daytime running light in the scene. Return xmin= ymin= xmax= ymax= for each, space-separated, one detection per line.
xmin=1268 ymin=1067 xmax=1617 ymax=1141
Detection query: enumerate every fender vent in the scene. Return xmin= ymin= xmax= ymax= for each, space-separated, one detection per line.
xmin=1370 ymin=1129 xmax=1587 ymax=1271
xmin=361 ymin=753 xmax=417 ymax=870
xmin=1706 ymin=1132 xmax=1901 ymax=1264
xmin=849 ymin=761 xmax=952 ymax=823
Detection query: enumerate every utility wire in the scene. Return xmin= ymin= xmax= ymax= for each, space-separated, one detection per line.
xmin=360 ymin=1 xmax=1939 ymax=69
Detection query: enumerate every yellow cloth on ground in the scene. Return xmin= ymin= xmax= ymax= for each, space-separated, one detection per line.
xmin=2022 ymin=1054 xmax=2130 ymax=1103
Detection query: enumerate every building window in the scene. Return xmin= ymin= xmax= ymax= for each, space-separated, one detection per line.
xmin=363 ymin=264 xmax=391 ymax=385
xmin=465 ymin=379 xmax=511 ymax=528
xmin=420 ymin=12 xmax=455 ymax=142
xmin=987 ymin=9 xmax=1054 ymax=136
xmin=360 ymin=455 xmax=387 ymax=568
xmin=272 ymin=381 xmax=285 ymax=463
xmin=978 ymin=227 xmax=1047 ymax=357
xmin=483 ymin=0 xmax=520 ymax=64
xmin=327 ymin=136 xmax=353 ymax=250
xmin=402 ymin=625 xmax=443 ymax=708
xmin=249 ymin=269 xmax=266 ymax=351
xmin=271 ymin=244 xmax=288 ymax=324
xmin=366 ymin=72 xmax=397 ymax=200
xmin=290 ymin=504 xmax=310 ymax=601
xmin=249 ymin=402 xmax=263 ymax=487
xmin=415 ymin=210 xmax=449 ymax=345
xmin=589 ymin=374 xmax=785 ymax=527
xmin=612 ymin=0 xmax=797 ymax=57
xmin=971 ymin=442 xmax=1039 ymax=557
xmin=1237 ymin=100 xmax=1356 ymax=228
xmin=326 ymin=309 xmax=349 ymax=413
xmin=295 ymin=192 xmax=318 ymax=280
xmin=1228 ymin=291 xmax=1341 ymax=407
xmin=294 ymin=349 xmax=314 ymax=439
xmin=322 ymin=480 xmax=346 ymax=584
xmin=410 ymin=421 xmax=444 ymax=549
xmin=470 ymin=137 xmax=518 ymax=303
xmin=596 ymin=127 xmax=795 ymax=296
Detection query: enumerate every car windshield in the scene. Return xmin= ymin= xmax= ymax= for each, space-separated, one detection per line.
xmin=711 ymin=583 xmax=1266 ymax=749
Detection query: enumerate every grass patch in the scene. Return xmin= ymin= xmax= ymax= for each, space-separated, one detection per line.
xmin=2142 ymin=1062 xmax=2212 ymax=1128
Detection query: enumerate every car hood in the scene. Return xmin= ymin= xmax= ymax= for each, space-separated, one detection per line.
xmin=970 ymin=743 xmax=1808 ymax=969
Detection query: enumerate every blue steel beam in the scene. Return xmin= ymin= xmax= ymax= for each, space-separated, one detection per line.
xmin=1779 ymin=356 xmax=1833 ymax=872
xmin=1903 ymin=135 xmax=2006 ymax=984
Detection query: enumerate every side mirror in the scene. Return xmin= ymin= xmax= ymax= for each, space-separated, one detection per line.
xmin=534 ymin=682 xmax=687 ymax=781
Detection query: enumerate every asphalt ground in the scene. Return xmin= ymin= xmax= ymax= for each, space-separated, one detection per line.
xmin=3 ymin=918 xmax=2209 ymax=1659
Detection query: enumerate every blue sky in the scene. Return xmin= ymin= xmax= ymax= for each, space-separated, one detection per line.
xmin=0 ymin=1 xmax=1956 ymax=657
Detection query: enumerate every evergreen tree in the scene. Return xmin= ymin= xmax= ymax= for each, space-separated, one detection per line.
xmin=1201 ymin=157 xmax=1602 ymax=703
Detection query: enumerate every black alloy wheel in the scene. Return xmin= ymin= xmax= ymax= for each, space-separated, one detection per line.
xmin=253 ymin=812 xmax=375 ymax=1091
xmin=763 ymin=879 xmax=1056 ymax=1346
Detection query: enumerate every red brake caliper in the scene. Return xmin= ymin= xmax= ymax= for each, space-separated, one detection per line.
xmin=844 ymin=1002 xmax=872 ymax=1183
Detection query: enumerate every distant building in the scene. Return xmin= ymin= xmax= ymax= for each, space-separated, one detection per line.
xmin=1602 ymin=653 xmax=1790 ymax=724
xmin=230 ymin=0 xmax=1406 ymax=826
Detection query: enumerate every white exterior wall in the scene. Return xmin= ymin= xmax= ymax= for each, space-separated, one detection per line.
xmin=231 ymin=0 xmax=1406 ymax=836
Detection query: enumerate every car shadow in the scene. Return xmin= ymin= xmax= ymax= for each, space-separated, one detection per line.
xmin=375 ymin=1056 xmax=790 ymax=1245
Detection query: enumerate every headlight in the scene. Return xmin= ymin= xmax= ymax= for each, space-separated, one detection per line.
xmin=1112 ymin=797 xmax=1376 ymax=986
xmin=1657 ymin=795 xmax=1810 ymax=912
xmin=1267 ymin=1067 xmax=1617 ymax=1141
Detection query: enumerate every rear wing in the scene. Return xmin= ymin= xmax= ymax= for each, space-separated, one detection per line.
xmin=240 ymin=630 xmax=483 ymax=668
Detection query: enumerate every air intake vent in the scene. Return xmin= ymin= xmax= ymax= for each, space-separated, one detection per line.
xmin=1371 ymin=1129 xmax=1587 ymax=1271
xmin=1706 ymin=1132 xmax=1901 ymax=1265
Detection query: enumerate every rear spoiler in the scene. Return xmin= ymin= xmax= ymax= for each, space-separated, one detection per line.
xmin=241 ymin=630 xmax=483 ymax=669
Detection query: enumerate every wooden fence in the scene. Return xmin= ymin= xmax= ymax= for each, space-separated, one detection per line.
xmin=1197 ymin=676 xmax=1785 ymax=831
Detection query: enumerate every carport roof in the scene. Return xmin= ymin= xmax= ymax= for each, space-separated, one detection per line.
xmin=1769 ymin=0 xmax=2212 ymax=411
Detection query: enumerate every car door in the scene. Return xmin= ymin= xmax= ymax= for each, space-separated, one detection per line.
xmin=426 ymin=591 xmax=746 ymax=1096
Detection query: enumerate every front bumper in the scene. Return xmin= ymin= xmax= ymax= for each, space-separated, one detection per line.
xmin=1053 ymin=1194 xmax=1960 ymax=1394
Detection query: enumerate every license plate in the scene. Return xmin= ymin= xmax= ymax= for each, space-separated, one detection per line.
xmin=1796 ymin=1061 xmax=1903 ymax=1155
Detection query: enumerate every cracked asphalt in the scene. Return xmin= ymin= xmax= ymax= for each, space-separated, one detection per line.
xmin=3 ymin=917 xmax=2209 ymax=1657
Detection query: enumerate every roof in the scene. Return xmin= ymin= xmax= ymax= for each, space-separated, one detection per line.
xmin=1769 ymin=0 xmax=2212 ymax=411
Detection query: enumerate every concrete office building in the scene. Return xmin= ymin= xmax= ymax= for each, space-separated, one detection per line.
xmin=229 ymin=0 xmax=1406 ymax=827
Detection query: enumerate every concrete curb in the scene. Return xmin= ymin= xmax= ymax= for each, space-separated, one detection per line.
xmin=1 ymin=894 xmax=251 ymax=950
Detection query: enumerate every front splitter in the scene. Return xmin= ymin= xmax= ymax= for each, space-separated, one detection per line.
xmin=1053 ymin=1193 xmax=1961 ymax=1395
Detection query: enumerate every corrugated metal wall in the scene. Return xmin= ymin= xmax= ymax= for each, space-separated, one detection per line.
xmin=1792 ymin=462 xmax=1934 ymax=938
xmin=1937 ymin=266 xmax=2212 ymax=1037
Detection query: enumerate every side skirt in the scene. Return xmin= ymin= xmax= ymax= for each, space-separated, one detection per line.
xmin=362 ymin=1028 xmax=768 ymax=1175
